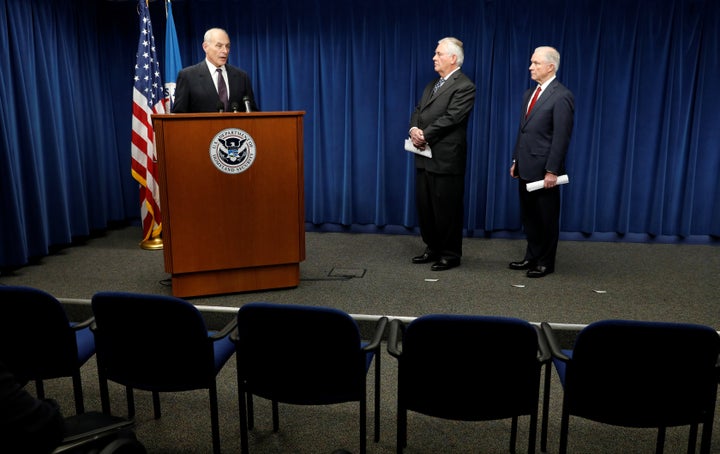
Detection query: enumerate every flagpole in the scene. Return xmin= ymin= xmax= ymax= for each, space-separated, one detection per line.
xmin=140 ymin=237 xmax=163 ymax=250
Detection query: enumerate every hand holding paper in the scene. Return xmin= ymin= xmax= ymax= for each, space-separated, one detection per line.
xmin=526 ymin=174 xmax=569 ymax=192
xmin=404 ymin=138 xmax=432 ymax=158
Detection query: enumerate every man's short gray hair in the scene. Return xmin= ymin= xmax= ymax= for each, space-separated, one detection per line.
xmin=440 ymin=37 xmax=465 ymax=67
xmin=535 ymin=46 xmax=560 ymax=73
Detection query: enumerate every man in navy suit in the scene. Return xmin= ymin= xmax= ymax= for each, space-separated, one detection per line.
xmin=172 ymin=28 xmax=258 ymax=113
xmin=408 ymin=37 xmax=476 ymax=271
xmin=509 ymin=46 xmax=574 ymax=278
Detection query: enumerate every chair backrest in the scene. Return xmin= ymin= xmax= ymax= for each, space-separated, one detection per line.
xmin=565 ymin=319 xmax=720 ymax=428
xmin=91 ymin=291 xmax=214 ymax=391
xmin=235 ymin=302 xmax=366 ymax=405
xmin=0 ymin=286 xmax=79 ymax=381
xmin=399 ymin=314 xmax=542 ymax=421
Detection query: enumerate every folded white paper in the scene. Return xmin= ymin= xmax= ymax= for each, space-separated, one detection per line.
xmin=526 ymin=174 xmax=569 ymax=192
xmin=404 ymin=138 xmax=432 ymax=158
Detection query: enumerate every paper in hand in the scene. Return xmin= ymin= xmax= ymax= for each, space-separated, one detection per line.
xmin=526 ymin=174 xmax=569 ymax=192
xmin=404 ymin=138 xmax=432 ymax=158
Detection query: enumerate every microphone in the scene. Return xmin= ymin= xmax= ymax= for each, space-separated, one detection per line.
xmin=243 ymin=96 xmax=252 ymax=113
xmin=230 ymin=102 xmax=240 ymax=113
xmin=216 ymin=101 xmax=224 ymax=113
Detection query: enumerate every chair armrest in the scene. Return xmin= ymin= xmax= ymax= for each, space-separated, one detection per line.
xmin=71 ymin=316 xmax=95 ymax=331
xmin=540 ymin=322 xmax=570 ymax=362
xmin=210 ymin=318 xmax=238 ymax=341
xmin=362 ymin=316 xmax=388 ymax=352
xmin=534 ymin=324 xmax=551 ymax=363
xmin=386 ymin=318 xmax=405 ymax=358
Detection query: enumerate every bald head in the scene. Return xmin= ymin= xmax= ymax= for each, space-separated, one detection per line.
xmin=203 ymin=28 xmax=230 ymax=67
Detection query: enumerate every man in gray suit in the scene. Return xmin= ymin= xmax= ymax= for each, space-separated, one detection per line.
xmin=172 ymin=28 xmax=258 ymax=113
xmin=509 ymin=46 xmax=574 ymax=278
xmin=408 ymin=37 xmax=476 ymax=271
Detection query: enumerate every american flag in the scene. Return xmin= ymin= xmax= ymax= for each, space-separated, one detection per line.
xmin=131 ymin=0 xmax=165 ymax=242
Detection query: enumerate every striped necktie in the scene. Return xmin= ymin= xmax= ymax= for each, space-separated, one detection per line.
xmin=216 ymin=67 xmax=228 ymax=112
xmin=432 ymin=77 xmax=446 ymax=95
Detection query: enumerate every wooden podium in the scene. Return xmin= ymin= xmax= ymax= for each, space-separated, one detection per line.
xmin=152 ymin=112 xmax=305 ymax=297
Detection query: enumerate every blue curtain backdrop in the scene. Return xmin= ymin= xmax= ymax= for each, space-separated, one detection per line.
xmin=1 ymin=0 xmax=719 ymax=269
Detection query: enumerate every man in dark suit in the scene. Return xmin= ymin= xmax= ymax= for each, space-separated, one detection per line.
xmin=509 ymin=46 xmax=574 ymax=278
xmin=172 ymin=28 xmax=258 ymax=113
xmin=408 ymin=37 xmax=476 ymax=271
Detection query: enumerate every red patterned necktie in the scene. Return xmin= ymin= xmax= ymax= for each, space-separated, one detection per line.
xmin=526 ymin=85 xmax=542 ymax=117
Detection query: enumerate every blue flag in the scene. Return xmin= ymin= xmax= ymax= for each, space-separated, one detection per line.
xmin=164 ymin=0 xmax=183 ymax=111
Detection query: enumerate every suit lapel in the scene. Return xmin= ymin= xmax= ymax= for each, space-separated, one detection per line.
xmin=523 ymin=79 xmax=557 ymax=123
xmin=422 ymin=71 xmax=460 ymax=110
xmin=197 ymin=63 xmax=219 ymax=103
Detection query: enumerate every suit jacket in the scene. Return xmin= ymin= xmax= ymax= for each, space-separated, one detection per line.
xmin=512 ymin=78 xmax=574 ymax=181
xmin=172 ymin=61 xmax=258 ymax=113
xmin=409 ymin=70 xmax=476 ymax=175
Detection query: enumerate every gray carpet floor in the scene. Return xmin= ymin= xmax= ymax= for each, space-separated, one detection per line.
xmin=1 ymin=225 xmax=719 ymax=453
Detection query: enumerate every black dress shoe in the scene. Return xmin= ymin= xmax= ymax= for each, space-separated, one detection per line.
xmin=431 ymin=257 xmax=460 ymax=271
xmin=412 ymin=252 xmax=439 ymax=264
xmin=509 ymin=260 xmax=534 ymax=270
xmin=527 ymin=265 xmax=553 ymax=278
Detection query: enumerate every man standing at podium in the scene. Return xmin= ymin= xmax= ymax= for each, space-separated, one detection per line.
xmin=172 ymin=28 xmax=258 ymax=113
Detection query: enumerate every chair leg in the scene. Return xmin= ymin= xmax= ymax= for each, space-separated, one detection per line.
xmin=656 ymin=426 xmax=666 ymax=454
xmin=374 ymin=349 xmax=381 ymax=443
xmin=700 ymin=414 xmax=715 ymax=454
xmin=541 ymin=362 xmax=551 ymax=452
xmin=510 ymin=415 xmax=518 ymax=454
xmin=688 ymin=423 xmax=698 ymax=454
xmin=35 ymin=380 xmax=45 ymax=400
xmin=528 ymin=411 xmax=538 ymax=454
xmin=72 ymin=372 xmax=85 ymax=414
xmin=152 ymin=391 xmax=161 ymax=419
xmin=209 ymin=383 xmax=221 ymax=454
xmin=359 ymin=396 xmax=367 ymax=454
xmin=99 ymin=374 xmax=111 ymax=414
xmin=237 ymin=366 xmax=250 ymax=454
xmin=558 ymin=401 xmax=570 ymax=454
xmin=272 ymin=400 xmax=279 ymax=432
xmin=396 ymin=404 xmax=406 ymax=454
xmin=699 ymin=389 xmax=716 ymax=454
xmin=239 ymin=388 xmax=249 ymax=454
xmin=247 ymin=393 xmax=255 ymax=430
xmin=125 ymin=386 xmax=135 ymax=419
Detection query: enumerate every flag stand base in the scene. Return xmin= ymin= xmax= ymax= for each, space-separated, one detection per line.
xmin=139 ymin=238 xmax=163 ymax=251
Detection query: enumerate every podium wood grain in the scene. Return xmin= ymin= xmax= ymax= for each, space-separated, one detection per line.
xmin=153 ymin=112 xmax=306 ymax=297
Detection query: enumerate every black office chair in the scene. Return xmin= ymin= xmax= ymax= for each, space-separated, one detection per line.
xmin=541 ymin=320 xmax=720 ymax=454
xmin=387 ymin=314 xmax=550 ymax=454
xmin=90 ymin=291 xmax=237 ymax=454
xmin=0 ymin=285 xmax=95 ymax=415
xmin=233 ymin=302 xmax=388 ymax=454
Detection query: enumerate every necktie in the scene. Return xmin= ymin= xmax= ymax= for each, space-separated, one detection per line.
xmin=432 ymin=77 xmax=445 ymax=95
xmin=216 ymin=67 xmax=228 ymax=112
xmin=526 ymin=85 xmax=542 ymax=117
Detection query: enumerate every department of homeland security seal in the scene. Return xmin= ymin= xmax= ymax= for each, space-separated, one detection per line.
xmin=209 ymin=128 xmax=256 ymax=174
